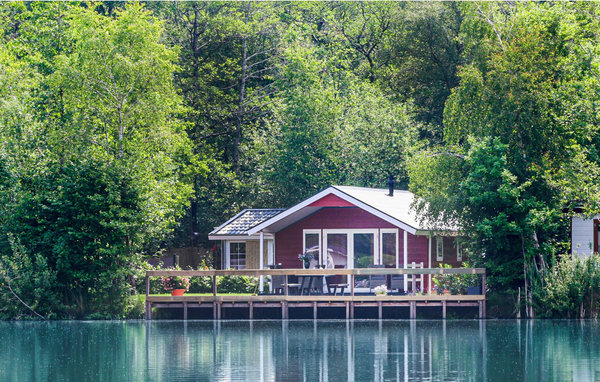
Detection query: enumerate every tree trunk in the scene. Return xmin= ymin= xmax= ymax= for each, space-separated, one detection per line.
xmin=233 ymin=1 xmax=252 ymax=175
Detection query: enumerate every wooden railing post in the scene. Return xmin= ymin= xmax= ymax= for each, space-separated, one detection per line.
xmin=481 ymin=271 xmax=487 ymax=319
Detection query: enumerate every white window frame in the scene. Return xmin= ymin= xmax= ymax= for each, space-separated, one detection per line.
xmin=379 ymin=229 xmax=399 ymax=268
xmin=436 ymin=237 xmax=444 ymax=262
xmin=226 ymin=241 xmax=247 ymax=269
xmin=303 ymin=229 xmax=321 ymax=264
xmin=456 ymin=240 xmax=462 ymax=262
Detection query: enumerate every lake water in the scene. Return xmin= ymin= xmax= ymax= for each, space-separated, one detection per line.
xmin=0 ymin=320 xmax=599 ymax=381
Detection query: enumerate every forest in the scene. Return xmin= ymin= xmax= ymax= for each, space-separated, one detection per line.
xmin=0 ymin=1 xmax=600 ymax=319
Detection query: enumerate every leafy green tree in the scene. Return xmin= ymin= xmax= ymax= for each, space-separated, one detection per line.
xmin=409 ymin=2 xmax=600 ymax=316
xmin=0 ymin=3 xmax=196 ymax=317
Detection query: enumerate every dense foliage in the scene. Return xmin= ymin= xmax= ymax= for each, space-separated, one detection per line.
xmin=0 ymin=1 xmax=599 ymax=318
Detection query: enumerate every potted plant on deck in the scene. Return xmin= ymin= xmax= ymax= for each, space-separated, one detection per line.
xmin=374 ymin=284 xmax=388 ymax=296
xmin=162 ymin=275 xmax=191 ymax=296
xmin=298 ymin=252 xmax=314 ymax=269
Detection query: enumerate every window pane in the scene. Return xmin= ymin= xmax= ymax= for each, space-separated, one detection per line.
xmin=354 ymin=233 xmax=374 ymax=268
xmin=326 ymin=234 xmax=347 ymax=269
xmin=229 ymin=242 xmax=246 ymax=269
xmin=305 ymin=233 xmax=320 ymax=257
xmin=382 ymin=232 xmax=397 ymax=267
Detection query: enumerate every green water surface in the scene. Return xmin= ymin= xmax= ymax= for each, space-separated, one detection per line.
xmin=0 ymin=320 xmax=598 ymax=381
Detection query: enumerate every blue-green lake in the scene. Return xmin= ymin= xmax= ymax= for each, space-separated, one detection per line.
xmin=0 ymin=320 xmax=599 ymax=381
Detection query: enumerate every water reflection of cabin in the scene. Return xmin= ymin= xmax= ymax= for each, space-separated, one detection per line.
xmin=208 ymin=185 xmax=465 ymax=293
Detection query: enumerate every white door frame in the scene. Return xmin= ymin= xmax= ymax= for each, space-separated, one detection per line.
xmin=322 ymin=229 xmax=379 ymax=269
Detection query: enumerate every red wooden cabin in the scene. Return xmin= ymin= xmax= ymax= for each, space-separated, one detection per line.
xmin=209 ymin=185 xmax=464 ymax=292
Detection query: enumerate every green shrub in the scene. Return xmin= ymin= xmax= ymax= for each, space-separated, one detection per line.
xmin=217 ymin=275 xmax=258 ymax=293
xmin=533 ymin=254 xmax=600 ymax=318
xmin=0 ymin=234 xmax=61 ymax=319
xmin=433 ymin=262 xmax=479 ymax=294
xmin=189 ymin=276 xmax=212 ymax=293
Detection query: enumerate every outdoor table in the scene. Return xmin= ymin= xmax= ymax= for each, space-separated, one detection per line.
xmin=299 ymin=275 xmax=326 ymax=295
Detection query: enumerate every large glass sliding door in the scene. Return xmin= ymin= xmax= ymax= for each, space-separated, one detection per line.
xmin=353 ymin=233 xmax=375 ymax=268
xmin=353 ymin=233 xmax=376 ymax=289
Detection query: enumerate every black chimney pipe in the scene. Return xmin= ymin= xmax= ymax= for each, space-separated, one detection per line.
xmin=388 ymin=174 xmax=394 ymax=196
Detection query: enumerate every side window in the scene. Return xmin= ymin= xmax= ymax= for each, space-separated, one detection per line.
xmin=436 ymin=237 xmax=443 ymax=261
xmin=229 ymin=242 xmax=246 ymax=269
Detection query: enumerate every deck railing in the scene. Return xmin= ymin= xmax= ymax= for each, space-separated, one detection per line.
xmin=145 ymin=268 xmax=486 ymax=320
xmin=145 ymin=267 xmax=486 ymax=298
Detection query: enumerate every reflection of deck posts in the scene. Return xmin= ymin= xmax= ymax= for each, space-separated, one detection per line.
xmin=347 ymin=320 xmax=355 ymax=382
xmin=403 ymin=333 xmax=409 ymax=382
xmin=480 ymin=320 xmax=487 ymax=381
xmin=442 ymin=300 xmax=447 ymax=319
xmin=259 ymin=231 xmax=264 ymax=293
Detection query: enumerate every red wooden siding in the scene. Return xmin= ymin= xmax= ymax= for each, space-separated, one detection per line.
xmin=431 ymin=236 xmax=462 ymax=268
xmin=275 ymin=207 xmax=396 ymax=268
xmin=307 ymin=193 xmax=356 ymax=207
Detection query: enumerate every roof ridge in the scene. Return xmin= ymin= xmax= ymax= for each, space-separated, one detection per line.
xmin=333 ymin=185 xmax=412 ymax=193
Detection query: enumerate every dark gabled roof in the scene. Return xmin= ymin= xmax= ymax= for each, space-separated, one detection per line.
xmin=209 ymin=209 xmax=285 ymax=236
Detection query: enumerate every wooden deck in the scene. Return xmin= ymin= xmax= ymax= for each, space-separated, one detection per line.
xmin=145 ymin=268 xmax=486 ymax=320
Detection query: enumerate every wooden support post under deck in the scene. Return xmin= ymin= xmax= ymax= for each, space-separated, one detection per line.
xmin=345 ymin=302 xmax=350 ymax=319
xmin=478 ymin=301 xmax=484 ymax=319
xmin=410 ymin=301 xmax=416 ymax=319
xmin=313 ymin=302 xmax=317 ymax=320
xmin=183 ymin=302 xmax=188 ymax=321
xmin=213 ymin=302 xmax=217 ymax=320
xmin=281 ymin=301 xmax=288 ymax=319
xmin=212 ymin=275 xmax=217 ymax=296
xmin=442 ymin=300 xmax=447 ymax=319
xmin=217 ymin=302 xmax=222 ymax=320
xmin=350 ymin=302 xmax=354 ymax=319
xmin=378 ymin=301 xmax=382 ymax=319
xmin=249 ymin=301 xmax=253 ymax=320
